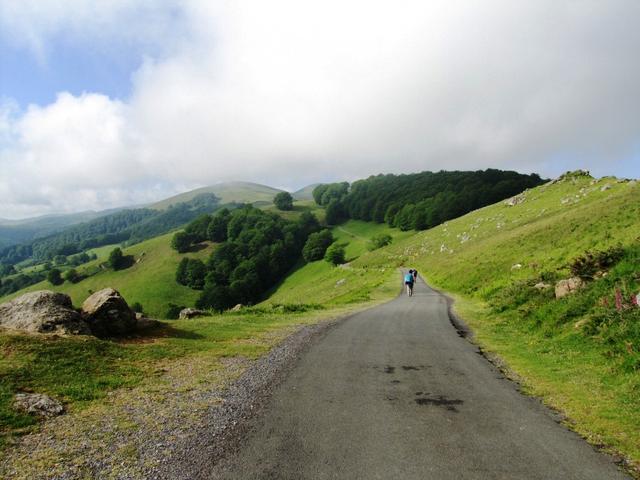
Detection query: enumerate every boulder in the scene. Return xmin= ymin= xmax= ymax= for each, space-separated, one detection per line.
xmin=14 ymin=393 xmax=64 ymax=418
xmin=179 ymin=307 xmax=206 ymax=319
xmin=555 ymin=277 xmax=584 ymax=299
xmin=81 ymin=288 xmax=136 ymax=337
xmin=0 ymin=291 xmax=90 ymax=335
xmin=504 ymin=194 xmax=525 ymax=206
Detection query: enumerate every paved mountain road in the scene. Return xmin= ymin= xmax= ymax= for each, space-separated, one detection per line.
xmin=210 ymin=275 xmax=628 ymax=479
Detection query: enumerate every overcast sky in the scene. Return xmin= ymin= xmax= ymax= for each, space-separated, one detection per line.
xmin=1 ymin=1 xmax=639 ymax=219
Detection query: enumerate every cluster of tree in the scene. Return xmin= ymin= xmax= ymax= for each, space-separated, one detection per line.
xmin=171 ymin=208 xmax=234 ymax=253
xmin=176 ymin=258 xmax=207 ymax=289
xmin=107 ymin=247 xmax=132 ymax=271
xmin=313 ymin=170 xmax=545 ymax=229
xmin=312 ymin=182 xmax=350 ymax=225
xmin=175 ymin=206 xmax=322 ymax=311
xmin=0 ymin=194 xmax=222 ymax=266
xmin=0 ymin=271 xmax=45 ymax=296
xmin=273 ymin=192 xmax=294 ymax=211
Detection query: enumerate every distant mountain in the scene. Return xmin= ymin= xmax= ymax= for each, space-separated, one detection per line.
xmin=0 ymin=209 xmax=124 ymax=248
xmin=292 ymin=184 xmax=321 ymax=201
xmin=151 ymin=181 xmax=285 ymax=210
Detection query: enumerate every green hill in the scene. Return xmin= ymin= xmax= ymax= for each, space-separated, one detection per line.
xmin=292 ymin=184 xmax=320 ymax=201
xmin=1 ymin=233 xmax=214 ymax=319
xmin=151 ymin=181 xmax=284 ymax=210
xmin=269 ymin=172 xmax=640 ymax=466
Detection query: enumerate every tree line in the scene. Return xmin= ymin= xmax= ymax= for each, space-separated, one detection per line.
xmin=313 ymin=169 xmax=545 ymax=230
xmin=172 ymin=206 xmax=328 ymax=310
xmin=0 ymin=193 xmax=222 ymax=265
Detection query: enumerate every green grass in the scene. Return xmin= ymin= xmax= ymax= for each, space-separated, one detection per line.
xmin=0 ymin=305 xmax=359 ymax=448
xmin=1 ymin=233 xmax=214 ymax=319
xmin=267 ymin=220 xmax=411 ymax=306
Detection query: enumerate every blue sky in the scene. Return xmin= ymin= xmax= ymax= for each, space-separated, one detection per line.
xmin=1 ymin=35 xmax=138 ymax=107
xmin=0 ymin=1 xmax=639 ymax=219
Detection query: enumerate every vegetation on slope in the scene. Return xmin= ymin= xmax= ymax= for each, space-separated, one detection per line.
xmin=1 ymin=233 xmax=214 ymax=319
xmin=313 ymin=169 xmax=545 ymax=227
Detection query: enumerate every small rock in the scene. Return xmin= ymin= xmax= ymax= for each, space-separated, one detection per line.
xmin=555 ymin=277 xmax=584 ymax=299
xmin=336 ymin=279 xmax=346 ymax=286
xmin=179 ymin=308 xmax=206 ymax=319
xmin=230 ymin=304 xmax=243 ymax=312
xmin=534 ymin=282 xmax=550 ymax=290
xmin=14 ymin=393 xmax=64 ymax=418
xmin=511 ymin=263 xmax=522 ymax=270
xmin=504 ymin=194 xmax=525 ymax=206
xmin=600 ymin=183 xmax=611 ymax=192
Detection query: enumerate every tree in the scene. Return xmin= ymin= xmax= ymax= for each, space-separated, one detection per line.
xmin=47 ymin=268 xmax=63 ymax=286
xmin=325 ymin=200 xmax=347 ymax=225
xmin=303 ymin=230 xmax=334 ymax=262
xmin=325 ymin=243 xmax=346 ymax=265
xmin=273 ymin=192 xmax=294 ymax=211
xmin=64 ymin=268 xmax=81 ymax=284
xmin=171 ymin=231 xmax=193 ymax=253
xmin=108 ymin=247 xmax=126 ymax=270
xmin=207 ymin=209 xmax=231 ymax=242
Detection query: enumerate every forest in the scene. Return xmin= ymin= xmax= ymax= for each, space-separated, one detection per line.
xmin=0 ymin=194 xmax=222 ymax=265
xmin=173 ymin=206 xmax=323 ymax=310
xmin=313 ymin=169 xmax=545 ymax=229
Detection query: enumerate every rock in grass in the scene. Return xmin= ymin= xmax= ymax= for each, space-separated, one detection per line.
xmin=230 ymin=304 xmax=243 ymax=312
xmin=179 ymin=307 xmax=206 ymax=319
xmin=555 ymin=277 xmax=584 ymax=299
xmin=82 ymin=288 xmax=137 ymax=337
xmin=0 ymin=290 xmax=90 ymax=335
xmin=14 ymin=393 xmax=64 ymax=418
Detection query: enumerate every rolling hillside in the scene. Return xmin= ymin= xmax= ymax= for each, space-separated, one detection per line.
xmin=1 ymin=233 xmax=215 ymax=319
xmin=151 ymin=181 xmax=284 ymax=210
xmin=268 ymin=171 xmax=640 ymax=467
xmin=292 ymin=183 xmax=320 ymax=201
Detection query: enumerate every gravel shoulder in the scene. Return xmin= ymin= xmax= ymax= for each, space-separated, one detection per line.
xmin=0 ymin=311 xmax=352 ymax=480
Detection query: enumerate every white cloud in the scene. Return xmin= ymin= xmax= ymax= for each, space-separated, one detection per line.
xmin=1 ymin=0 xmax=640 ymax=218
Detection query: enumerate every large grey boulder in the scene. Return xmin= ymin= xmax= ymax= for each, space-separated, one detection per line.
xmin=82 ymin=288 xmax=137 ymax=337
xmin=14 ymin=393 xmax=64 ymax=418
xmin=0 ymin=291 xmax=90 ymax=335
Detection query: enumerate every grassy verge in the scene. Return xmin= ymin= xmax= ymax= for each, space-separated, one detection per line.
xmin=0 ymin=301 xmax=384 ymax=451
xmin=451 ymin=295 xmax=640 ymax=471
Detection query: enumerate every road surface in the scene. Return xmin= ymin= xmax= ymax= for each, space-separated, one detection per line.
xmin=212 ymin=275 xmax=628 ymax=479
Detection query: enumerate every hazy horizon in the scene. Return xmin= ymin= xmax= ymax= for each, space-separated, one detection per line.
xmin=2 ymin=1 xmax=639 ymax=219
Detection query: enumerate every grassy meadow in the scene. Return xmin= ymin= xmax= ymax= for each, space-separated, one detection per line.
xmin=1 ymin=173 xmax=639 ymax=471
xmin=1 ymin=233 xmax=214 ymax=319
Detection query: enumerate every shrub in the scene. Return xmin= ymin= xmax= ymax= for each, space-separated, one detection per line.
xmin=569 ymin=245 xmax=624 ymax=279
xmin=303 ymin=230 xmax=334 ymax=262
xmin=47 ymin=268 xmax=63 ymax=286
xmin=325 ymin=243 xmax=346 ymax=265
xmin=367 ymin=233 xmax=392 ymax=251
xmin=171 ymin=231 xmax=194 ymax=253
xmin=108 ymin=247 xmax=127 ymax=270
xmin=64 ymin=268 xmax=81 ymax=284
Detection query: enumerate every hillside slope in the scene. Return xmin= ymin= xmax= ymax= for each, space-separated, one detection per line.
xmin=272 ymin=171 xmax=640 ymax=468
xmin=151 ymin=181 xmax=284 ymax=209
xmin=1 ymin=233 xmax=214 ymax=319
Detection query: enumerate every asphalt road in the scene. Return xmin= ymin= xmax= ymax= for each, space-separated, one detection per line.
xmin=212 ymin=275 xmax=629 ymax=479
